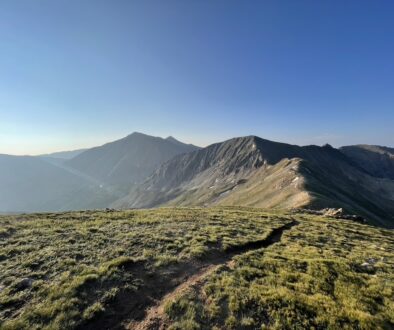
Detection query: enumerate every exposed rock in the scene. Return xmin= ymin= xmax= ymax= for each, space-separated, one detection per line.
xmin=323 ymin=208 xmax=343 ymax=217
xmin=340 ymin=145 xmax=394 ymax=180
xmin=14 ymin=278 xmax=33 ymax=291
xmin=360 ymin=258 xmax=378 ymax=272
xmin=338 ymin=214 xmax=367 ymax=224
xmin=291 ymin=208 xmax=367 ymax=224
xmin=113 ymin=135 xmax=394 ymax=228
xmin=366 ymin=258 xmax=378 ymax=265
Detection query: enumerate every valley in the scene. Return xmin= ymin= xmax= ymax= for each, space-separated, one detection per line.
xmin=1 ymin=133 xmax=393 ymax=228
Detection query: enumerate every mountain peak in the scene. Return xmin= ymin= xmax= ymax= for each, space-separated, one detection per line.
xmin=166 ymin=136 xmax=201 ymax=149
xmin=165 ymin=136 xmax=179 ymax=143
xmin=127 ymin=132 xmax=152 ymax=139
xmin=66 ymin=132 xmax=200 ymax=185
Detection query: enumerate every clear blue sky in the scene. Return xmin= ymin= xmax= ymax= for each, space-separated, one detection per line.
xmin=1 ymin=0 xmax=393 ymax=155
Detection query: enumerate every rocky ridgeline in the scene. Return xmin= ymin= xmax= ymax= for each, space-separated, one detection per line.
xmin=291 ymin=208 xmax=367 ymax=224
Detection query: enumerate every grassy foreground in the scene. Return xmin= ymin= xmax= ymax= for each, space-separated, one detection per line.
xmin=0 ymin=207 xmax=393 ymax=329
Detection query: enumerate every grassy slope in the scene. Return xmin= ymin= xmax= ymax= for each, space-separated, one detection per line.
xmin=165 ymin=214 xmax=394 ymax=330
xmin=215 ymin=158 xmax=310 ymax=209
xmin=0 ymin=208 xmax=392 ymax=329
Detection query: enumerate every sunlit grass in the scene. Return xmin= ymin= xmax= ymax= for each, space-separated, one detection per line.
xmin=0 ymin=207 xmax=287 ymax=329
xmin=165 ymin=214 xmax=394 ymax=329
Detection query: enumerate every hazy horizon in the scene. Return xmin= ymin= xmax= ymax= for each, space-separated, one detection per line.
xmin=1 ymin=1 xmax=393 ymax=155
xmin=3 ymin=130 xmax=394 ymax=157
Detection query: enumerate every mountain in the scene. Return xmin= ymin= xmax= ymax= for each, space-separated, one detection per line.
xmin=340 ymin=144 xmax=394 ymax=180
xmin=3 ymin=132 xmax=394 ymax=227
xmin=38 ymin=149 xmax=88 ymax=167
xmin=39 ymin=148 xmax=87 ymax=160
xmin=0 ymin=154 xmax=117 ymax=212
xmin=0 ymin=133 xmax=199 ymax=213
xmin=65 ymin=132 xmax=199 ymax=189
xmin=114 ymin=136 xmax=394 ymax=228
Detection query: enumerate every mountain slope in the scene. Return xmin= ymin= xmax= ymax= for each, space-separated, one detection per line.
xmin=66 ymin=132 xmax=199 ymax=187
xmin=114 ymin=136 xmax=394 ymax=227
xmin=0 ymin=154 xmax=117 ymax=212
xmin=39 ymin=148 xmax=87 ymax=160
xmin=340 ymin=144 xmax=394 ymax=179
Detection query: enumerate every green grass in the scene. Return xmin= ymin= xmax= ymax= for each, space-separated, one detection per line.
xmin=0 ymin=207 xmax=392 ymax=329
xmin=0 ymin=207 xmax=288 ymax=329
xmin=164 ymin=214 xmax=394 ymax=330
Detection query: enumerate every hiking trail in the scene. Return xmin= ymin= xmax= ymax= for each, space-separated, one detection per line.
xmin=79 ymin=220 xmax=298 ymax=330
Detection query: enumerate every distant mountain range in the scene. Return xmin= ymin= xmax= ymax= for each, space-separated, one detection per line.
xmin=0 ymin=133 xmax=393 ymax=227
xmin=0 ymin=133 xmax=198 ymax=213
xmin=66 ymin=132 xmax=199 ymax=187
xmin=0 ymin=154 xmax=116 ymax=212
xmin=340 ymin=145 xmax=394 ymax=180
xmin=39 ymin=148 xmax=87 ymax=160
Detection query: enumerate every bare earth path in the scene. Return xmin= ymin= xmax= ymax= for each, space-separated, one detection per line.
xmin=129 ymin=263 xmax=221 ymax=330
xmin=79 ymin=220 xmax=298 ymax=330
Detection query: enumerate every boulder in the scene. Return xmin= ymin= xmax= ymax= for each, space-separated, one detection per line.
xmin=323 ymin=208 xmax=343 ymax=217
xmin=14 ymin=278 xmax=33 ymax=291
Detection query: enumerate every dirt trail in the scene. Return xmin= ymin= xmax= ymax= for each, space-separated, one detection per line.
xmin=128 ymin=264 xmax=220 ymax=330
xmin=79 ymin=220 xmax=298 ymax=330
xmin=128 ymin=220 xmax=298 ymax=330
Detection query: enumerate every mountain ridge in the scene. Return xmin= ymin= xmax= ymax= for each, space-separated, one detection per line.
xmin=0 ymin=133 xmax=200 ymax=212
xmin=114 ymin=135 xmax=394 ymax=227
xmin=38 ymin=148 xmax=87 ymax=160
xmin=2 ymin=132 xmax=394 ymax=227
xmin=340 ymin=144 xmax=394 ymax=180
xmin=66 ymin=132 xmax=200 ymax=187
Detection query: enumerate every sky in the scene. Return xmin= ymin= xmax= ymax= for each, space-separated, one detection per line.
xmin=1 ymin=0 xmax=393 ymax=155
